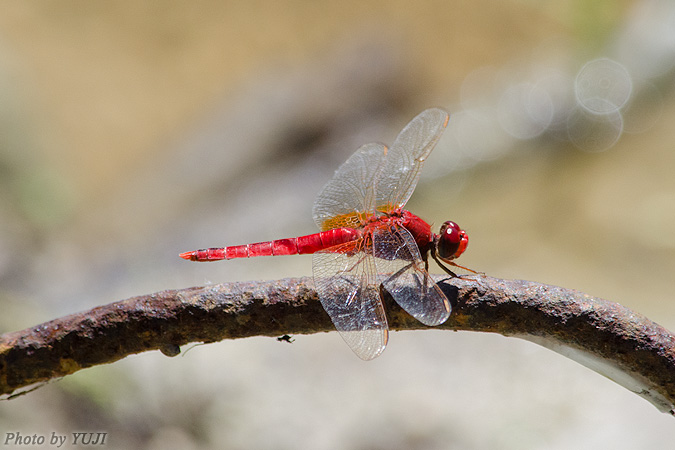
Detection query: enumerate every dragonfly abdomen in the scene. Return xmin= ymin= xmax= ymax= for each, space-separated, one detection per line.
xmin=294 ymin=227 xmax=361 ymax=254
xmin=179 ymin=227 xmax=360 ymax=261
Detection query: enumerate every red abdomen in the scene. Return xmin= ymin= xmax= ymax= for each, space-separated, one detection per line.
xmin=180 ymin=227 xmax=361 ymax=261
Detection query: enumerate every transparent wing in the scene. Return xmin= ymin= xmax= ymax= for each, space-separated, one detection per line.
xmin=375 ymin=108 xmax=449 ymax=212
xmin=312 ymin=240 xmax=388 ymax=360
xmin=372 ymin=225 xmax=451 ymax=326
xmin=312 ymin=142 xmax=387 ymax=231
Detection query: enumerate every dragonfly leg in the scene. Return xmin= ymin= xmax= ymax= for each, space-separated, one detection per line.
xmin=434 ymin=260 xmax=459 ymax=278
xmin=429 ymin=245 xmax=456 ymax=277
xmin=381 ymin=258 xmax=439 ymax=297
xmin=381 ymin=261 xmax=414 ymax=287
xmin=448 ymin=261 xmax=483 ymax=275
xmin=342 ymin=253 xmax=372 ymax=307
xmin=382 ymin=261 xmax=431 ymax=295
xmin=431 ymin=247 xmax=483 ymax=278
xmin=422 ymin=253 xmax=432 ymax=294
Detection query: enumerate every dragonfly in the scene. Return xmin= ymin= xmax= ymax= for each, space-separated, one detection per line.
xmin=180 ymin=108 xmax=474 ymax=360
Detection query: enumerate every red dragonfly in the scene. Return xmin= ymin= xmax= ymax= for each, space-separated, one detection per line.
xmin=180 ymin=108 xmax=473 ymax=360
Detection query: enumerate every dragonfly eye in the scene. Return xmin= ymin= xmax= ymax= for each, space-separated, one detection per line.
xmin=437 ymin=221 xmax=468 ymax=260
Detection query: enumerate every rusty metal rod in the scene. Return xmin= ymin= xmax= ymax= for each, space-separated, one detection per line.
xmin=1 ymin=275 xmax=673 ymax=414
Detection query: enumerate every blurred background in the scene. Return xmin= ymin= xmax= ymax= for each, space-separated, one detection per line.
xmin=1 ymin=1 xmax=675 ymax=448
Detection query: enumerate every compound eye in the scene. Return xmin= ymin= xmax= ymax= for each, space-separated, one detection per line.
xmin=437 ymin=221 xmax=468 ymax=260
xmin=437 ymin=221 xmax=461 ymax=259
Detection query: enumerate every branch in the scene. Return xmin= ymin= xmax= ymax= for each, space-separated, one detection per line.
xmin=1 ymin=276 xmax=674 ymax=414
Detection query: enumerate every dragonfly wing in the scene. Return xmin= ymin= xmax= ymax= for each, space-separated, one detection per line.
xmin=313 ymin=241 xmax=388 ymax=360
xmin=372 ymin=225 xmax=451 ymax=326
xmin=375 ymin=108 xmax=449 ymax=212
xmin=312 ymin=142 xmax=387 ymax=231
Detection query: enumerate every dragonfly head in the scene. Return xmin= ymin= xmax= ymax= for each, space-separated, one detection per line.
xmin=435 ymin=221 xmax=468 ymax=262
